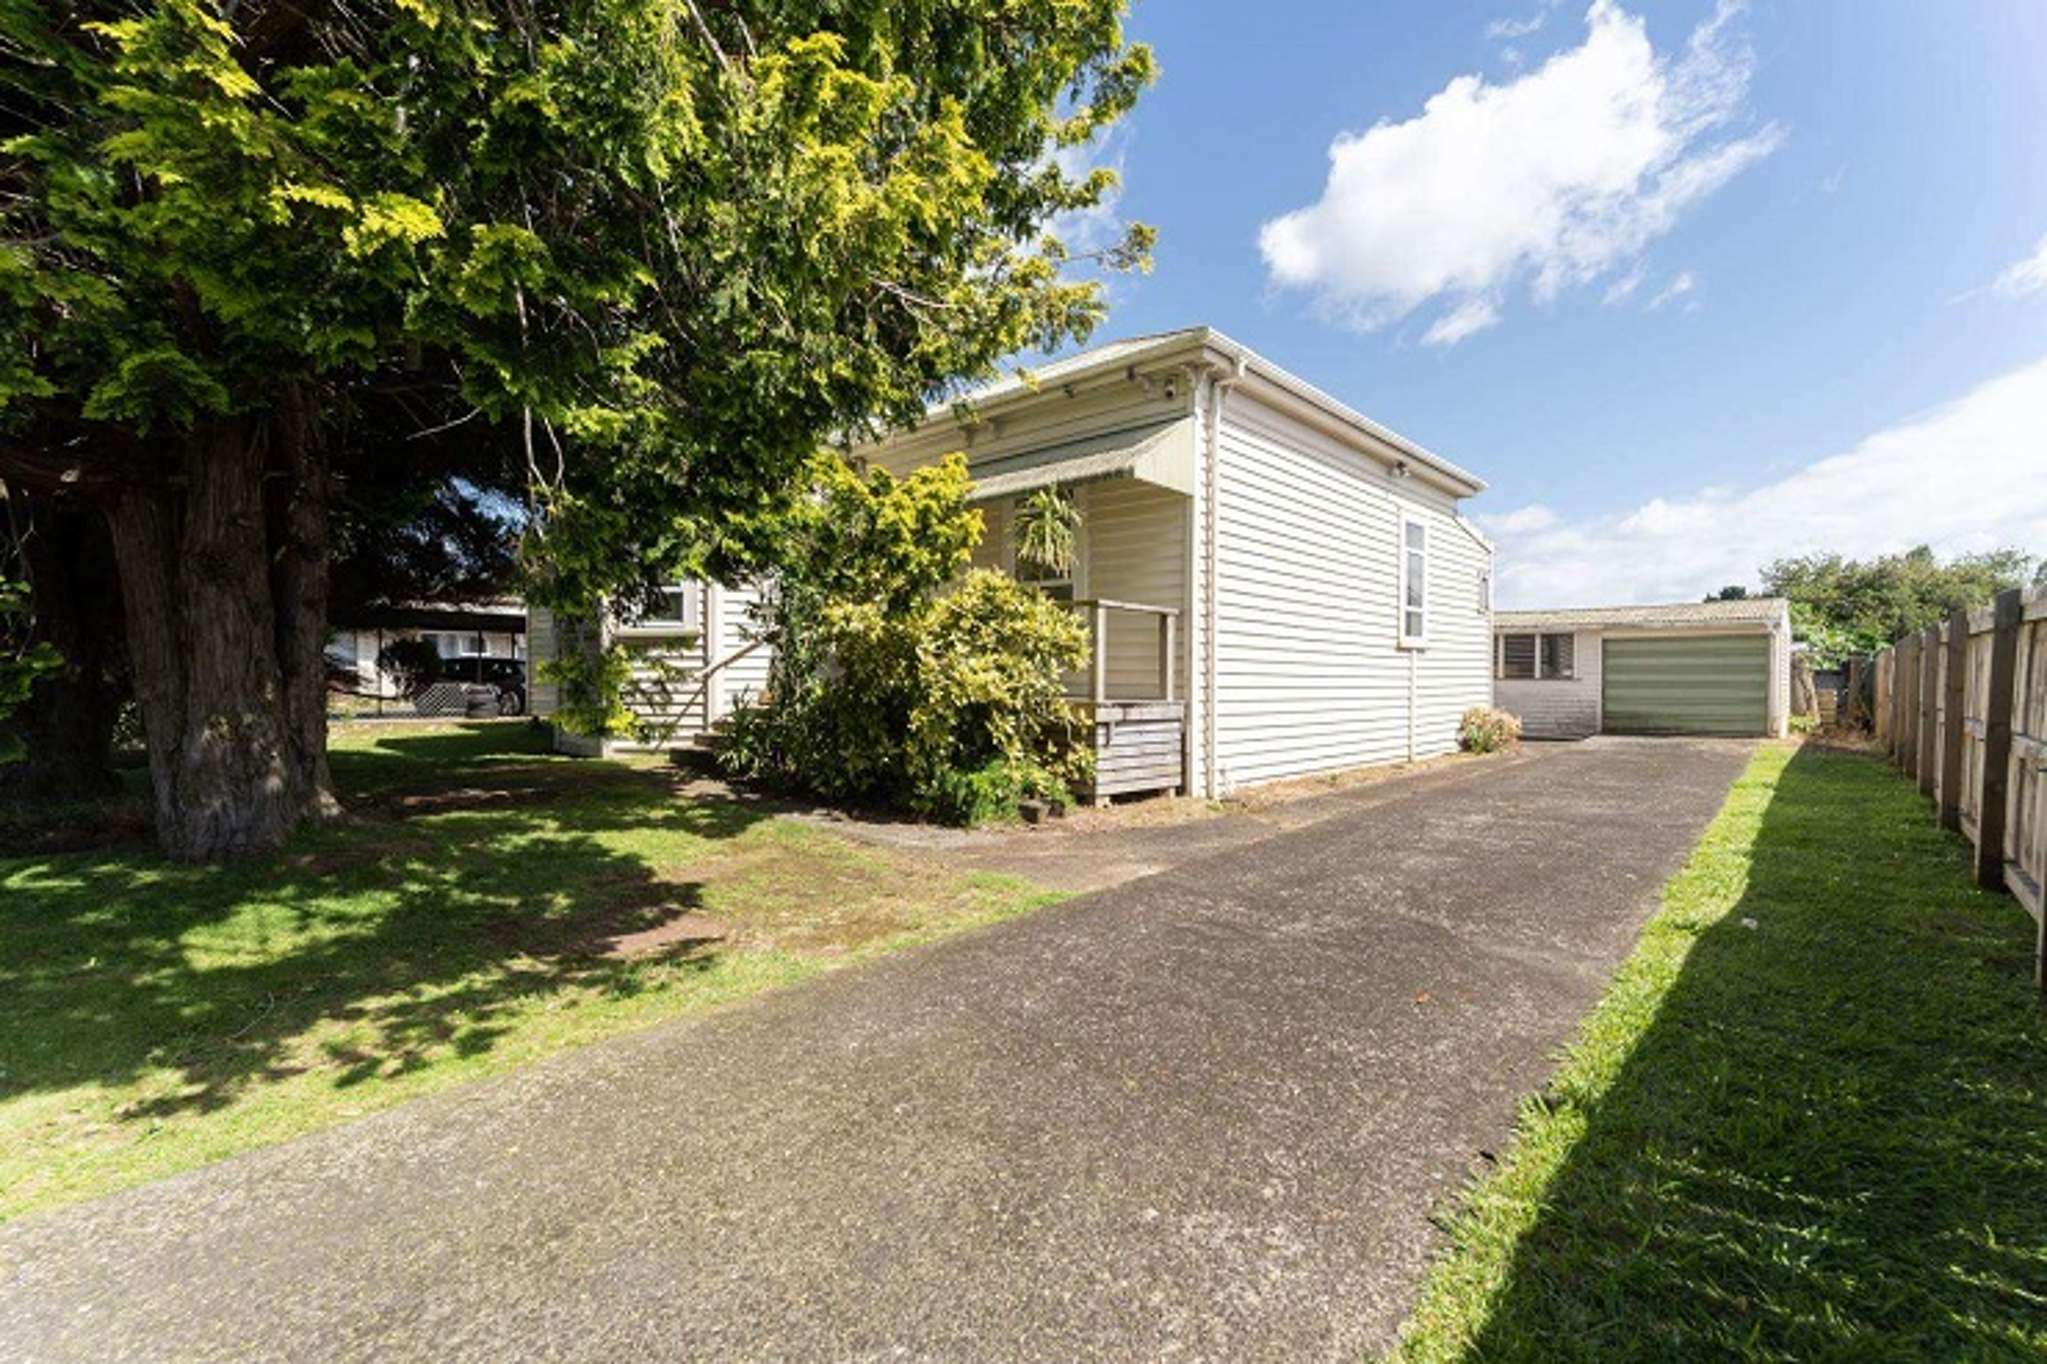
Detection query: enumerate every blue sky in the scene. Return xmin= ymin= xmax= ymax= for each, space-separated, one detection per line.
xmin=1049 ymin=0 xmax=2047 ymax=606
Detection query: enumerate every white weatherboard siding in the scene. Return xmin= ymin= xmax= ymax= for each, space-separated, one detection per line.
xmin=1209 ymin=392 xmax=1492 ymax=790
xmin=1079 ymin=479 xmax=1188 ymax=701
xmin=707 ymin=583 xmax=772 ymax=718
xmin=531 ymin=586 xmax=715 ymax=753
xmin=526 ymin=607 xmax=562 ymax=717
xmin=1495 ymin=629 xmax=1602 ymax=738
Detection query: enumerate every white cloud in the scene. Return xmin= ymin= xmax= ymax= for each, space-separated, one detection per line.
xmin=1602 ymin=263 xmax=1646 ymax=305
xmin=1484 ymin=355 xmax=2047 ymax=608
xmin=1644 ymin=269 xmax=1696 ymax=310
xmin=1423 ymin=297 xmax=1502 ymax=346
xmin=1479 ymin=504 xmax=1561 ymax=534
xmin=1259 ymin=0 xmax=1782 ymax=343
xmin=1486 ymin=12 xmax=1547 ymax=40
xmin=1992 ymin=233 xmax=2047 ymax=299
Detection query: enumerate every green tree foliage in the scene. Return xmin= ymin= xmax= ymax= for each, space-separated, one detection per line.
xmin=0 ymin=578 xmax=62 ymax=765
xmin=716 ymin=453 xmax=1091 ymax=823
xmin=0 ymin=0 xmax=1152 ymax=857
xmin=1763 ymin=546 xmax=2037 ymax=664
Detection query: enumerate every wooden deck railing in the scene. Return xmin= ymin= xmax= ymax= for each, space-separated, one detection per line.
xmin=1871 ymin=585 xmax=2047 ymax=987
xmin=1066 ymin=598 xmax=1179 ymax=705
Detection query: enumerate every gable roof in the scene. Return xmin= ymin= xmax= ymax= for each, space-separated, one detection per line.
xmin=1495 ymin=598 xmax=1789 ymax=631
xmin=921 ymin=326 xmax=1486 ymax=498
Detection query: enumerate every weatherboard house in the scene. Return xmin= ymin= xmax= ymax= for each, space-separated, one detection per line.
xmin=530 ymin=327 xmax=1497 ymax=799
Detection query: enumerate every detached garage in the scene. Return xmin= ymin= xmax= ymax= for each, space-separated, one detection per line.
xmin=1492 ymin=599 xmax=1792 ymax=739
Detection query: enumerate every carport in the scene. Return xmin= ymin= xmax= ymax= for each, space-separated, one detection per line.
xmin=1492 ymin=598 xmax=1792 ymax=739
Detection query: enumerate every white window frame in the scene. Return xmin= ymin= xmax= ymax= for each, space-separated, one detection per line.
xmin=1397 ymin=513 xmax=1428 ymax=648
xmin=616 ymin=583 xmax=702 ymax=636
xmin=1495 ymin=630 xmax=1577 ymax=681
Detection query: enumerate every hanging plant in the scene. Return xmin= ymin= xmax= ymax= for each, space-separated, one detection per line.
xmin=1012 ymin=485 xmax=1081 ymax=579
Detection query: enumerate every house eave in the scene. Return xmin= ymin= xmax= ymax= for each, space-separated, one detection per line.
xmin=884 ymin=327 xmax=1487 ymax=501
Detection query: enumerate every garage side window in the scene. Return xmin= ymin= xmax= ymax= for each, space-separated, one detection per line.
xmin=1399 ymin=516 xmax=1427 ymax=646
xmin=1500 ymin=633 xmax=1536 ymax=679
xmin=1498 ymin=632 xmax=1575 ymax=680
xmin=1540 ymin=632 xmax=1575 ymax=680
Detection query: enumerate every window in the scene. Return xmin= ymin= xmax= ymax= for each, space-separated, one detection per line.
xmin=1540 ymin=632 xmax=1575 ymax=680
xmin=1497 ymin=631 xmax=1575 ymax=681
xmin=1478 ymin=570 xmax=1492 ymax=615
xmin=1500 ymin=633 xmax=1536 ymax=679
xmin=1399 ymin=516 xmax=1427 ymax=645
xmin=622 ymin=584 xmax=700 ymax=633
xmin=1014 ymin=555 xmax=1074 ymax=603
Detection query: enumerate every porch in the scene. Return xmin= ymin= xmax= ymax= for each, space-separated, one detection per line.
xmin=1069 ymin=597 xmax=1186 ymax=803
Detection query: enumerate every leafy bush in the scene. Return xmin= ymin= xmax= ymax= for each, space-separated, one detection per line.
xmin=1459 ymin=705 xmax=1521 ymax=754
xmin=719 ymin=453 xmax=1090 ymax=824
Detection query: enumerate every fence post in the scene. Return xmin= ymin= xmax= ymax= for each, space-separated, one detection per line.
xmin=1891 ymin=645 xmax=1905 ymax=758
xmin=1900 ymin=634 xmax=1919 ymax=776
xmin=1890 ymin=641 xmax=1904 ymax=765
xmin=1939 ymin=610 xmax=1968 ymax=829
xmin=1882 ymin=648 xmax=1897 ymax=752
xmin=1974 ymin=588 xmax=2021 ymax=893
xmin=1918 ymin=625 xmax=1940 ymax=797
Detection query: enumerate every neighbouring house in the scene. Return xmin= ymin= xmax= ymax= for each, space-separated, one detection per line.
xmin=1493 ymin=598 xmax=1793 ymax=740
xmin=529 ymin=327 xmax=1496 ymax=796
xmin=526 ymin=585 xmax=773 ymax=756
xmin=328 ymin=599 xmax=528 ymax=699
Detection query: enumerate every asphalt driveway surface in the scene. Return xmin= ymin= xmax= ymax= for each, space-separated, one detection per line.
xmin=0 ymin=738 xmax=1753 ymax=1362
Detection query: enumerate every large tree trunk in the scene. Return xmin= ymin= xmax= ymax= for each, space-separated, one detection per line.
xmin=3 ymin=489 xmax=125 ymax=798
xmin=105 ymin=398 xmax=338 ymax=861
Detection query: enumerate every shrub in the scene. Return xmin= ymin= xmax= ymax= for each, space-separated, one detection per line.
xmin=718 ymin=454 xmax=1091 ymax=824
xmin=1459 ymin=705 xmax=1521 ymax=754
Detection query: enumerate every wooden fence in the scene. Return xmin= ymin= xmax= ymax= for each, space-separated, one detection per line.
xmin=1871 ymin=585 xmax=2047 ymax=987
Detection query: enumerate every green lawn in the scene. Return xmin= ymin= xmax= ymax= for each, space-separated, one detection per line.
xmin=1391 ymin=743 xmax=2047 ymax=1361
xmin=1 ymin=723 xmax=1063 ymax=1223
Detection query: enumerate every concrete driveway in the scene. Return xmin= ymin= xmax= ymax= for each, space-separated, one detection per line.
xmin=0 ymin=738 xmax=1752 ymax=1363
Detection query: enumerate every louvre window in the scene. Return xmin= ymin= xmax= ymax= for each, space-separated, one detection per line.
xmin=1498 ymin=631 xmax=1576 ymax=680
xmin=1540 ymin=632 xmax=1575 ymax=679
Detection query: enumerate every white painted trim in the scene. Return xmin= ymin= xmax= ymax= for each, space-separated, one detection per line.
xmin=1397 ymin=511 xmax=1429 ymax=650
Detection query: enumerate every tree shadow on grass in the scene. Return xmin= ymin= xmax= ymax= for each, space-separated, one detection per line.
xmin=1443 ymin=745 xmax=2047 ymax=1360
xmin=1 ymin=724 xmax=775 ymax=1122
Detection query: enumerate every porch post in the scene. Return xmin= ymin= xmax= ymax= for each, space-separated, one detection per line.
xmin=1161 ymin=611 xmax=1176 ymax=703
xmin=1092 ymin=602 xmax=1108 ymax=705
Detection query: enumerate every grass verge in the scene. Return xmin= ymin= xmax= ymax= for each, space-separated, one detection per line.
xmin=1390 ymin=742 xmax=2047 ymax=1362
xmin=1 ymin=722 xmax=1064 ymax=1222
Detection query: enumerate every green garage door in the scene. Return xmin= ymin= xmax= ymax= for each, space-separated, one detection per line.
xmin=1602 ymin=635 xmax=1769 ymax=735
